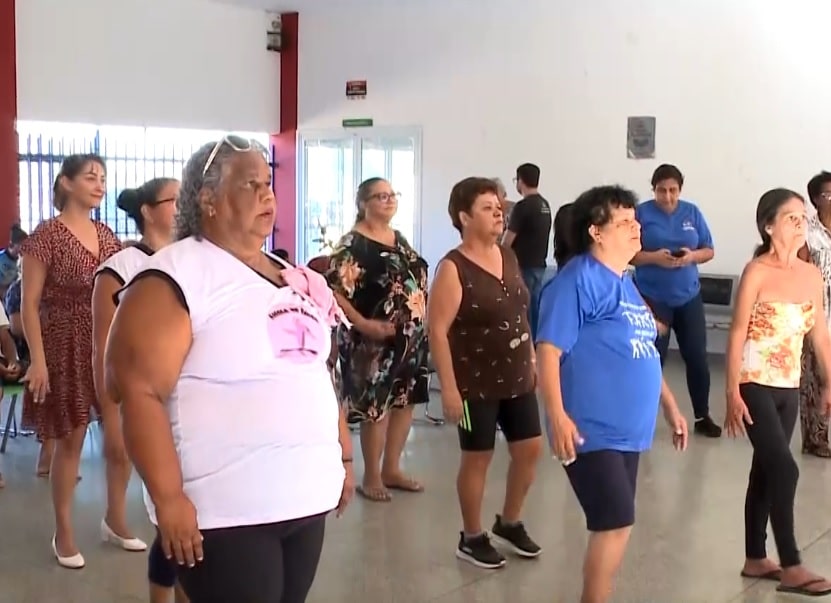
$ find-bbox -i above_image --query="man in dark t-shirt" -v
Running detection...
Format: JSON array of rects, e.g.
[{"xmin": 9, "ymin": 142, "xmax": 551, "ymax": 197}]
[{"xmin": 503, "ymin": 163, "xmax": 552, "ymax": 334}]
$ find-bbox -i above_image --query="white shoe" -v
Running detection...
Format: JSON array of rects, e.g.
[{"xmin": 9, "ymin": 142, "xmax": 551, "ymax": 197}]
[
  {"xmin": 52, "ymin": 534, "xmax": 85, "ymax": 569},
  {"xmin": 100, "ymin": 519, "xmax": 147, "ymax": 552}
]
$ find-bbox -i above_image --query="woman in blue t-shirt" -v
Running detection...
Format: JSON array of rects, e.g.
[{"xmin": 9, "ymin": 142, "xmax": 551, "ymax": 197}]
[
  {"xmin": 536, "ymin": 184, "xmax": 689, "ymax": 603},
  {"xmin": 631, "ymin": 164, "xmax": 721, "ymax": 438}
]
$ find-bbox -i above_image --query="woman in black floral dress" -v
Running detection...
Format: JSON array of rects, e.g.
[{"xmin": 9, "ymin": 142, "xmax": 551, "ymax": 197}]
[{"xmin": 327, "ymin": 177, "xmax": 430, "ymax": 502}]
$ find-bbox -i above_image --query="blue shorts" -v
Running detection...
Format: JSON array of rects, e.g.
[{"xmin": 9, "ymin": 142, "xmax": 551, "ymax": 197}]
[{"xmin": 564, "ymin": 449, "xmax": 640, "ymax": 532}]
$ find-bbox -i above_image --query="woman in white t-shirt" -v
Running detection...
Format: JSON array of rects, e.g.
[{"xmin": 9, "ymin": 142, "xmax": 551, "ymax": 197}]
[
  {"xmin": 104, "ymin": 136, "xmax": 353, "ymax": 603},
  {"xmin": 92, "ymin": 178, "xmax": 184, "ymax": 601}
]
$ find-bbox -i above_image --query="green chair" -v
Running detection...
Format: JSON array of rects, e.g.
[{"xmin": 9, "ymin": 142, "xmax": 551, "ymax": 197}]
[{"xmin": 0, "ymin": 383, "xmax": 26, "ymax": 454}]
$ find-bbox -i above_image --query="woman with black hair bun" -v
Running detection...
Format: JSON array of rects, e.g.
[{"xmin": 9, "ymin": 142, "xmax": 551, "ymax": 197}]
[{"xmin": 92, "ymin": 177, "xmax": 184, "ymax": 602}]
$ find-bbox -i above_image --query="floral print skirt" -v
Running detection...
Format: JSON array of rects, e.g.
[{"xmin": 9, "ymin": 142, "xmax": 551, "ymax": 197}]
[{"xmin": 337, "ymin": 324, "xmax": 429, "ymax": 423}]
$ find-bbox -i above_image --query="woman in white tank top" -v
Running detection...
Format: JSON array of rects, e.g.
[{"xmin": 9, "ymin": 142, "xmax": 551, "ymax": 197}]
[
  {"xmin": 92, "ymin": 178, "xmax": 184, "ymax": 600},
  {"xmin": 104, "ymin": 136, "xmax": 353, "ymax": 603}
]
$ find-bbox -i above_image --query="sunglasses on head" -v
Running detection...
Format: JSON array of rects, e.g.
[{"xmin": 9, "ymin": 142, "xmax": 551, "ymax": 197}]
[{"xmin": 202, "ymin": 135, "xmax": 269, "ymax": 177}]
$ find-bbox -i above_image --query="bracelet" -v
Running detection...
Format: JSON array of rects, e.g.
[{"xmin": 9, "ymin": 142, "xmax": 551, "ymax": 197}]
[{"xmin": 342, "ymin": 458, "xmax": 353, "ymax": 463}]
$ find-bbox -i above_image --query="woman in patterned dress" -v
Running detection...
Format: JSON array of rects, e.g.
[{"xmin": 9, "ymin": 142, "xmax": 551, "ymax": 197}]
[
  {"xmin": 799, "ymin": 171, "xmax": 831, "ymax": 457},
  {"xmin": 20, "ymin": 154, "xmax": 122, "ymax": 568},
  {"xmin": 327, "ymin": 177, "xmax": 430, "ymax": 502}
]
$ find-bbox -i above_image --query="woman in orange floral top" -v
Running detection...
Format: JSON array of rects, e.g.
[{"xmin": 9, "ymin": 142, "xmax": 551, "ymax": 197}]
[
  {"xmin": 725, "ymin": 188, "xmax": 831, "ymax": 596},
  {"xmin": 326, "ymin": 177, "xmax": 430, "ymax": 503}
]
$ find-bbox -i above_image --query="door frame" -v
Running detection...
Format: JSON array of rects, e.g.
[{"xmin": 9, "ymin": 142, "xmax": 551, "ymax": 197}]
[{"xmin": 295, "ymin": 125, "xmax": 423, "ymax": 264}]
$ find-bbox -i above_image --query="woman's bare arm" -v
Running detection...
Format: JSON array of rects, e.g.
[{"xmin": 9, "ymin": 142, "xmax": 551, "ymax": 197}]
[
  {"xmin": 9, "ymin": 311, "xmax": 22, "ymax": 339},
  {"xmin": 725, "ymin": 262, "xmax": 762, "ymax": 394},
  {"xmin": 21, "ymin": 255, "xmax": 48, "ymax": 366},
  {"xmin": 0, "ymin": 327, "xmax": 18, "ymax": 364},
  {"xmin": 92, "ymin": 273, "xmax": 120, "ymax": 411},
  {"xmin": 426, "ymin": 260, "xmax": 463, "ymax": 397},
  {"xmin": 537, "ymin": 343, "xmax": 566, "ymax": 418},
  {"xmin": 105, "ymin": 276, "xmax": 192, "ymax": 506},
  {"xmin": 333, "ymin": 292, "xmax": 368, "ymax": 332}
]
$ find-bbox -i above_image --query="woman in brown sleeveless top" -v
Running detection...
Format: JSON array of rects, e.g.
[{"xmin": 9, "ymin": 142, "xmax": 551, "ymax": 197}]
[{"xmin": 427, "ymin": 177, "xmax": 542, "ymax": 570}]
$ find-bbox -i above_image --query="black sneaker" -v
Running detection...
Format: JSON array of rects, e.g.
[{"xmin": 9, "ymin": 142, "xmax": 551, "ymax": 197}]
[
  {"xmin": 456, "ymin": 532, "xmax": 506, "ymax": 569},
  {"xmin": 490, "ymin": 515, "xmax": 542, "ymax": 558},
  {"xmin": 694, "ymin": 416, "xmax": 722, "ymax": 438}
]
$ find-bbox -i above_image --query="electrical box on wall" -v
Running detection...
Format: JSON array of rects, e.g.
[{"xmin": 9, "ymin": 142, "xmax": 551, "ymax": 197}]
[{"xmin": 266, "ymin": 12, "xmax": 282, "ymax": 52}]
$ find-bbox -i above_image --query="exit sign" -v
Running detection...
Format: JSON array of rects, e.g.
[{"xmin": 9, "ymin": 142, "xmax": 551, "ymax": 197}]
[{"xmin": 342, "ymin": 118, "xmax": 373, "ymax": 128}]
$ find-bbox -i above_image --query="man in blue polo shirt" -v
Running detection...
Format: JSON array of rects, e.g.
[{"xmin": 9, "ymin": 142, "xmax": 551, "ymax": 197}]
[{"xmin": 632, "ymin": 164, "xmax": 720, "ymax": 438}]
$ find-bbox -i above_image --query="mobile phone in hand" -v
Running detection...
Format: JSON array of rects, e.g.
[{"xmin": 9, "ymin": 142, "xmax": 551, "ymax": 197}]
[{"xmin": 671, "ymin": 249, "xmax": 686, "ymax": 258}]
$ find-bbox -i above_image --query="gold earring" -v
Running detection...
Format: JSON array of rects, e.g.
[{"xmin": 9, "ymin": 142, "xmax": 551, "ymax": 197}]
[{"xmin": 207, "ymin": 207, "xmax": 216, "ymax": 218}]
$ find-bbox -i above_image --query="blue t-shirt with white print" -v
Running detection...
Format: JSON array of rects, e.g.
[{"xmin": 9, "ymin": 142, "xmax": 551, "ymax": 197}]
[
  {"xmin": 536, "ymin": 253, "xmax": 663, "ymax": 453},
  {"xmin": 634, "ymin": 199, "xmax": 714, "ymax": 307}
]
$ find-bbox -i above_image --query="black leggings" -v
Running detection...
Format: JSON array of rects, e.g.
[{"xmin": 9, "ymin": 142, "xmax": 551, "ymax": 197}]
[
  {"xmin": 149, "ymin": 531, "xmax": 178, "ymax": 588},
  {"xmin": 176, "ymin": 512, "xmax": 328, "ymax": 603},
  {"xmin": 741, "ymin": 383, "xmax": 801, "ymax": 568}
]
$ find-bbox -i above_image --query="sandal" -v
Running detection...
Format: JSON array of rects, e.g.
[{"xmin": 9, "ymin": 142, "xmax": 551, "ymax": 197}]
[
  {"xmin": 777, "ymin": 578, "xmax": 831, "ymax": 596},
  {"xmin": 356, "ymin": 485, "xmax": 392, "ymax": 503},
  {"xmin": 740, "ymin": 569, "xmax": 782, "ymax": 582}
]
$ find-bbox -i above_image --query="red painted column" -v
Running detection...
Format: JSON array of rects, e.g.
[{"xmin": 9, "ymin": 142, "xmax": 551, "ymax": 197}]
[
  {"xmin": 0, "ymin": 0, "xmax": 18, "ymax": 246},
  {"xmin": 271, "ymin": 12, "xmax": 298, "ymax": 260}
]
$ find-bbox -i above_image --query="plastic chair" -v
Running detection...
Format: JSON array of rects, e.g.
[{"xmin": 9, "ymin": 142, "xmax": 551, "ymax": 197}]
[
  {"xmin": 415, "ymin": 354, "xmax": 444, "ymax": 426},
  {"xmin": 0, "ymin": 383, "xmax": 26, "ymax": 453}
]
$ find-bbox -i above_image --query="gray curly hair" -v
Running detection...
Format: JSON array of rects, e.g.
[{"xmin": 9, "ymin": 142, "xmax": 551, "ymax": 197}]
[{"xmin": 175, "ymin": 141, "xmax": 237, "ymax": 240}]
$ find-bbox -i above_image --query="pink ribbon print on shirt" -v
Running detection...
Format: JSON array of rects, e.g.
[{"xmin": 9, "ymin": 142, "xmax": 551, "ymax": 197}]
[{"xmin": 266, "ymin": 254, "xmax": 351, "ymax": 361}]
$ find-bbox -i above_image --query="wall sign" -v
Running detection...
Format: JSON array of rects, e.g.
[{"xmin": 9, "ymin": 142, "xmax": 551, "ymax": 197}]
[
  {"xmin": 627, "ymin": 116, "xmax": 656, "ymax": 159},
  {"xmin": 346, "ymin": 80, "xmax": 367, "ymax": 99}
]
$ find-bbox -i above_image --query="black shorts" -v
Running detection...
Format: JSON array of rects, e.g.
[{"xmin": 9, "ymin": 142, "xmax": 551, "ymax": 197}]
[
  {"xmin": 457, "ymin": 391, "xmax": 542, "ymax": 452},
  {"xmin": 565, "ymin": 450, "xmax": 640, "ymax": 532}
]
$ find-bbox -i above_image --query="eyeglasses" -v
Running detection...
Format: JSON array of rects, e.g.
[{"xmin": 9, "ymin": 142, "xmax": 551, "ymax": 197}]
[
  {"xmin": 369, "ymin": 191, "xmax": 401, "ymax": 203},
  {"xmin": 202, "ymin": 135, "xmax": 268, "ymax": 177}
]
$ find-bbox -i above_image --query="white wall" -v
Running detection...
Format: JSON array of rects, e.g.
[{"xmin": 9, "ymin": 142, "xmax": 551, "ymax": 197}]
[
  {"xmin": 16, "ymin": 0, "xmax": 280, "ymax": 132},
  {"xmin": 298, "ymin": 0, "xmax": 831, "ymax": 275}
]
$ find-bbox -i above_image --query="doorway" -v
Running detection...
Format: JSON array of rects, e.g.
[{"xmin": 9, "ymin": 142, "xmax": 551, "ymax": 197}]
[{"xmin": 296, "ymin": 127, "xmax": 422, "ymax": 264}]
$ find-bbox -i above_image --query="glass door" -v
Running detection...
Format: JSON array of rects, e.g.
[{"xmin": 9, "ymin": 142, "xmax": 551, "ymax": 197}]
[
  {"xmin": 359, "ymin": 134, "xmax": 418, "ymax": 247},
  {"xmin": 298, "ymin": 135, "xmax": 355, "ymax": 264},
  {"xmin": 296, "ymin": 127, "xmax": 421, "ymax": 265}
]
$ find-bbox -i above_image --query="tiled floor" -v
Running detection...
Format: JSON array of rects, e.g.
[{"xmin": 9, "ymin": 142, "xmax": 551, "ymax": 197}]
[{"xmin": 3, "ymin": 358, "xmax": 831, "ymax": 602}]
